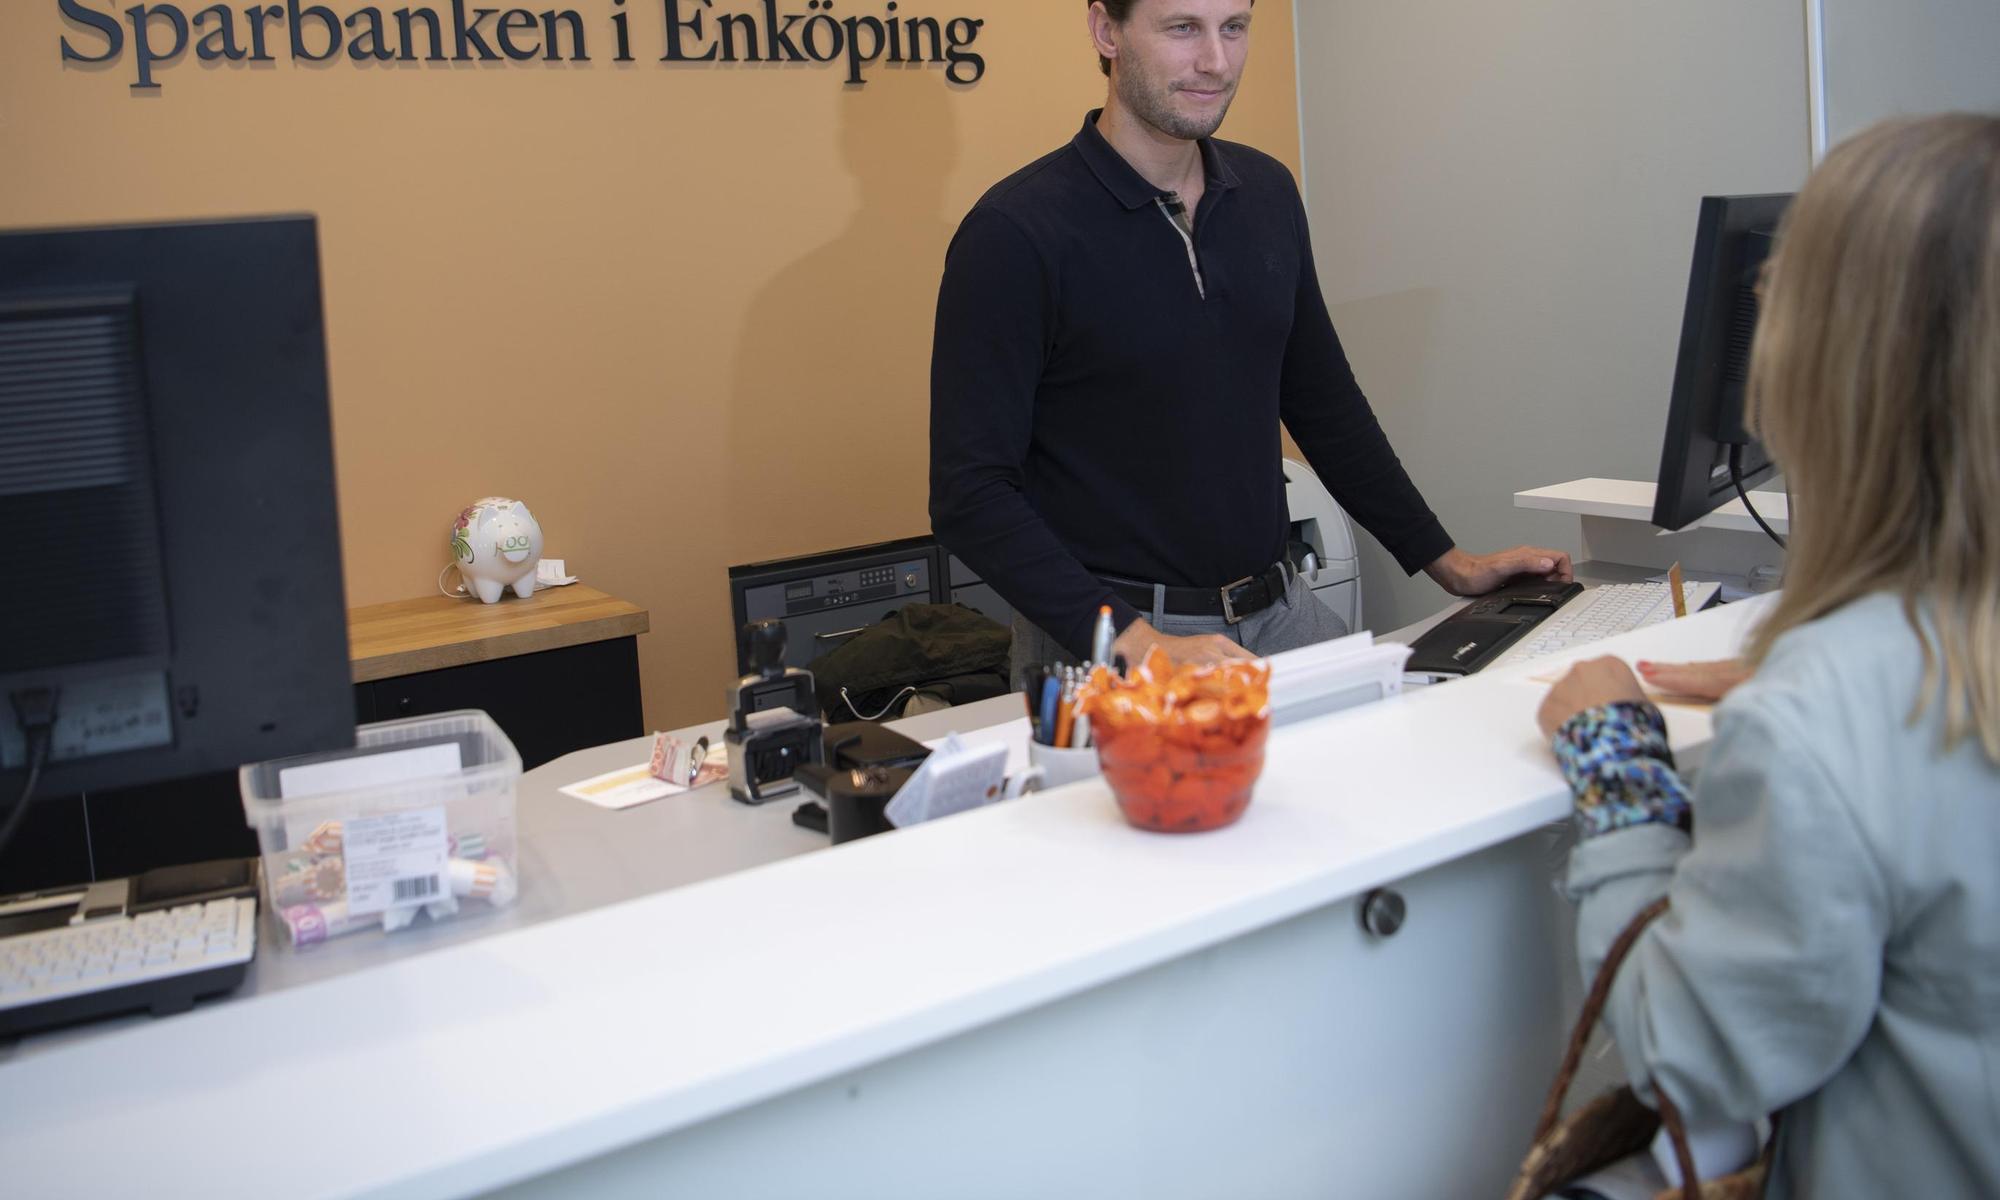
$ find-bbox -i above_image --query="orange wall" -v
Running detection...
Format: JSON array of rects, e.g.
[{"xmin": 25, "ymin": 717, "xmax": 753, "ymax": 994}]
[{"xmin": 1, "ymin": 0, "xmax": 1301, "ymax": 729}]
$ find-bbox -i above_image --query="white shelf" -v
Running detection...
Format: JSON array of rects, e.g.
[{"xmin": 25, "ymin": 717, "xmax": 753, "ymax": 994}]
[{"xmin": 1515, "ymin": 477, "xmax": 1789, "ymax": 535}]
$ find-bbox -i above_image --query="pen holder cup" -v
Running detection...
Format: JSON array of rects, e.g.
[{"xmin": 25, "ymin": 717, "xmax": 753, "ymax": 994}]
[
  {"xmin": 1096, "ymin": 717, "xmax": 1269, "ymax": 834},
  {"xmin": 1017, "ymin": 742, "xmax": 1102, "ymax": 795}
]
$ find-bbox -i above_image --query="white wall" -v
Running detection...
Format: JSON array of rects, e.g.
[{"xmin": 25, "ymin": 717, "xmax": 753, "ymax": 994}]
[
  {"xmin": 1293, "ymin": 2, "xmax": 1811, "ymax": 631},
  {"xmin": 1820, "ymin": 0, "xmax": 2000, "ymax": 150}
]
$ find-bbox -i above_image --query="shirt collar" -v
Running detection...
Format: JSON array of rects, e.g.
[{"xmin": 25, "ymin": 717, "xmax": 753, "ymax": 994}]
[{"xmin": 1072, "ymin": 108, "xmax": 1243, "ymax": 211}]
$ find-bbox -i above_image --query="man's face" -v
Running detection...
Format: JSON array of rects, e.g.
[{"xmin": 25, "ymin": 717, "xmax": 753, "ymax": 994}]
[{"xmin": 1103, "ymin": 0, "xmax": 1253, "ymax": 141}]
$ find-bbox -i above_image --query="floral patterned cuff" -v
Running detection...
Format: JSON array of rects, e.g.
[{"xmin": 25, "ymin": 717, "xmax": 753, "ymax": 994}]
[{"xmin": 1553, "ymin": 701, "xmax": 1691, "ymax": 839}]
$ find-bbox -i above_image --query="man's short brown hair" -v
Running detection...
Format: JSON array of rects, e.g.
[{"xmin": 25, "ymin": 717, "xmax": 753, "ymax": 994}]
[
  {"xmin": 1091, "ymin": 0, "xmax": 1252, "ymax": 76},
  {"xmin": 1092, "ymin": 0, "xmax": 1138, "ymax": 77}
]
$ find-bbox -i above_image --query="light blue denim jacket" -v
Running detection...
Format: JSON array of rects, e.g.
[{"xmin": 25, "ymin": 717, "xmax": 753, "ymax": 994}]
[{"xmin": 1564, "ymin": 594, "xmax": 2000, "ymax": 1198}]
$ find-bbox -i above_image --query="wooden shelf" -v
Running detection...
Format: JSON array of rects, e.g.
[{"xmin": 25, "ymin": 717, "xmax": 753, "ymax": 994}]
[{"xmin": 347, "ymin": 584, "xmax": 649, "ymax": 684}]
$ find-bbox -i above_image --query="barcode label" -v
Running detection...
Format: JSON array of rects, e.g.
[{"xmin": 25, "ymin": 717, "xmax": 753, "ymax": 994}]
[
  {"xmin": 342, "ymin": 807, "xmax": 450, "ymax": 916},
  {"xmin": 393, "ymin": 875, "xmax": 441, "ymax": 902}
]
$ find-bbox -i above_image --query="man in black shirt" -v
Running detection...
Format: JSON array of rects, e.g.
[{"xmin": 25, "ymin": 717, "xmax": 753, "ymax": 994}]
[{"xmin": 930, "ymin": 0, "xmax": 1570, "ymax": 676}]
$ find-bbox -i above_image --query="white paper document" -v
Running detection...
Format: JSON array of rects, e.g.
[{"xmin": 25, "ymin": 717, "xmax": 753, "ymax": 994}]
[
  {"xmin": 342, "ymin": 806, "xmax": 450, "ymax": 916},
  {"xmin": 278, "ymin": 741, "xmax": 464, "ymax": 800},
  {"xmin": 560, "ymin": 764, "xmax": 687, "ymax": 810},
  {"xmin": 920, "ymin": 716, "xmax": 1032, "ymax": 779}
]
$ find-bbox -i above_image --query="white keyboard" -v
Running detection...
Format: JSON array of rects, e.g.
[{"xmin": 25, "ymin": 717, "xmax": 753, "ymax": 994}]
[
  {"xmin": 0, "ymin": 895, "xmax": 257, "ymax": 1033},
  {"xmin": 1488, "ymin": 580, "xmax": 1722, "ymax": 670}
]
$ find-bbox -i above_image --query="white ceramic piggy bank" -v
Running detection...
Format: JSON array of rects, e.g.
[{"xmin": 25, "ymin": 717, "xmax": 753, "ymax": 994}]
[{"xmin": 451, "ymin": 497, "xmax": 544, "ymax": 603}]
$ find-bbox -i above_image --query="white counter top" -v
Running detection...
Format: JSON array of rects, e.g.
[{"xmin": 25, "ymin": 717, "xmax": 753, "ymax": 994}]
[{"xmin": 0, "ymin": 596, "xmax": 1773, "ymax": 1199}]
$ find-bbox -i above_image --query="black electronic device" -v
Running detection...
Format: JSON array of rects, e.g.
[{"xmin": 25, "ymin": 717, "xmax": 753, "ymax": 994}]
[
  {"xmin": 725, "ymin": 620, "xmax": 824, "ymax": 803},
  {"xmin": 727, "ymin": 535, "xmax": 941, "ymax": 673},
  {"xmin": 0, "ymin": 216, "xmax": 356, "ymax": 892},
  {"xmin": 1404, "ymin": 580, "xmax": 1586, "ymax": 679},
  {"xmin": 822, "ymin": 721, "xmax": 931, "ymax": 772},
  {"xmin": 1652, "ymin": 194, "xmax": 1792, "ymax": 533},
  {"xmin": 788, "ymin": 722, "xmax": 930, "ymax": 838},
  {"xmin": 793, "ymin": 762, "xmax": 913, "ymax": 845}
]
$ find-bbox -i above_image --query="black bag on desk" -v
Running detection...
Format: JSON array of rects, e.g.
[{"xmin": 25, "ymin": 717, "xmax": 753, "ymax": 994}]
[{"xmin": 806, "ymin": 602, "xmax": 1011, "ymax": 722}]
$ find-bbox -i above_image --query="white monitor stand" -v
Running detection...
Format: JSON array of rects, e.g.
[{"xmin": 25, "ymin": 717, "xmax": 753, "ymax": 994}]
[{"xmin": 1515, "ymin": 478, "xmax": 1787, "ymax": 589}]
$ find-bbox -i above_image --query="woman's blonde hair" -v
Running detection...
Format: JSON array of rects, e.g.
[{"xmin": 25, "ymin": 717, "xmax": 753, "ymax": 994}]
[{"xmin": 1745, "ymin": 113, "xmax": 2000, "ymax": 761}]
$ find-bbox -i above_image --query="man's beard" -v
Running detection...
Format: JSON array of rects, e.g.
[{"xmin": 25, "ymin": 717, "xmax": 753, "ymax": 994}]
[{"xmin": 1115, "ymin": 58, "xmax": 1235, "ymax": 141}]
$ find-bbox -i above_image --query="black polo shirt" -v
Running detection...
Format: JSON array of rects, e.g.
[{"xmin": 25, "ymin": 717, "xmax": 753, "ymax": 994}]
[{"xmin": 929, "ymin": 110, "xmax": 1452, "ymax": 658}]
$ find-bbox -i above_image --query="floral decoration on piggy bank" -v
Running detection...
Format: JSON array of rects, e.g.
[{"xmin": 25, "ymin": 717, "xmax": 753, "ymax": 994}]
[{"xmin": 451, "ymin": 497, "xmax": 544, "ymax": 603}]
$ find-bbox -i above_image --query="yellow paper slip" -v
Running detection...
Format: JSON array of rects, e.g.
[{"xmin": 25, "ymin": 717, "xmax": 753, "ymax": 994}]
[{"xmin": 560, "ymin": 763, "xmax": 688, "ymax": 810}]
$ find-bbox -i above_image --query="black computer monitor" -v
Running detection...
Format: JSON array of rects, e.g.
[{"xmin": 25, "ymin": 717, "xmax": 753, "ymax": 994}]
[
  {"xmin": 0, "ymin": 216, "xmax": 355, "ymax": 884},
  {"xmin": 1651, "ymin": 193, "xmax": 1792, "ymax": 531}
]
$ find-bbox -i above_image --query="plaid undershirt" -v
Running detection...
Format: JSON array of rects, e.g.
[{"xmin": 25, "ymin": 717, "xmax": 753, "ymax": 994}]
[{"xmin": 1155, "ymin": 191, "xmax": 1206, "ymax": 298}]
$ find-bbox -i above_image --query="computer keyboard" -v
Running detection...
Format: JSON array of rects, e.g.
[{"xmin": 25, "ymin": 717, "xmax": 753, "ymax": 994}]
[
  {"xmin": 0, "ymin": 859, "xmax": 260, "ymax": 1038},
  {"xmin": 1486, "ymin": 580, "xmax": 1722, "ymax": 670}
]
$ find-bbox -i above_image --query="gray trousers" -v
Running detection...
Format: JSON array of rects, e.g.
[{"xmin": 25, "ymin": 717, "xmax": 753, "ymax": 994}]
[{"xmin": 1010, "ymin": 568, "xmax": 1350, "ymax": 690}]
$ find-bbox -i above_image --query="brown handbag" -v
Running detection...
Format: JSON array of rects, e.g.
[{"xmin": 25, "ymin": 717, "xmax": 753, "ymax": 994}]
[{"xmin": 1506, "ymin": 897, "xmax": 1776, "ymax": 1200}]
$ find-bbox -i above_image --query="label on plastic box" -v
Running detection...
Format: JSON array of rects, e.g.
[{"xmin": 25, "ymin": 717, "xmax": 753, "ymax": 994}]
[{"xmin": 342, "ymin": 807, "xmax": 450, "ymax": 916}]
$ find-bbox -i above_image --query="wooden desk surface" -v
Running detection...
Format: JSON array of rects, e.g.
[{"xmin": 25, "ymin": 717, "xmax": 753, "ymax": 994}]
[{"xmin": 347, "ymin": 584, "xmax": 650, "ymax": 683}]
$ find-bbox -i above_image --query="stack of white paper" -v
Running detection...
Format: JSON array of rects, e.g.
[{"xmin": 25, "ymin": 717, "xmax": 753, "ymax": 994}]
[{"xmin": 1265, "ymin": 632, "xmax": 1413, "ymax": 726}]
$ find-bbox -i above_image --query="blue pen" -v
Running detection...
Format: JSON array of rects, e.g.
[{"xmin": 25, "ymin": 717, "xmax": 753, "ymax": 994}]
[{"xmin": 1038, "ymin": 674, "xmax": 1061, "ymax": 744}]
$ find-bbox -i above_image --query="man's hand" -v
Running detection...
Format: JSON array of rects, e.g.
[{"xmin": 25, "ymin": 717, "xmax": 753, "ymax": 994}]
[
  {"xmin": 1636, "ymin": 658, "xmax": 1750, "ymax": 702},
  {"xmin": 1425, "ymin": 545, "xmax": 1574, "ymax": 596},
  {"xmin": 1111, "ymin": 617, "xmax": 1257, "ymax": 669},
  {"xmin": 1536, "ymin": 656, "xmax": 1647, "ymax": 739}
]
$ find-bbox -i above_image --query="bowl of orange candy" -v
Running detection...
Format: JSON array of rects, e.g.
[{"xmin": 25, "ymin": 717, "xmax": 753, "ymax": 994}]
[{"xmin": 1075, "ymin": 648, "xmax": 1272, "ymax": 833}]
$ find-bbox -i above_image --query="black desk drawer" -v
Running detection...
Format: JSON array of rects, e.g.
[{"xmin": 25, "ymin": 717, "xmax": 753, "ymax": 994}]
[{"xmin": 355, "ymin": 636, "xmax": 643, "ymax": 770}]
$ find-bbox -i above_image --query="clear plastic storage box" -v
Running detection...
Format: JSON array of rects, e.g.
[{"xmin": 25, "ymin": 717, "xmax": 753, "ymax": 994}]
[{"xmin": 238, "ymin": 710, "xmax": 522, "ymax": 949}]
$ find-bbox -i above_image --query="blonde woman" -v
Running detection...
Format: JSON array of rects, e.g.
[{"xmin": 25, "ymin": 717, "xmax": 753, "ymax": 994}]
[{"xmin": 1536, "ymin": 113, "xmax": 2000, "ymax": 1197}]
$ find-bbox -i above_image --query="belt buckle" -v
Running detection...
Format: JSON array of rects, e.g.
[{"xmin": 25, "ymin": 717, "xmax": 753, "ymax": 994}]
[{"xmin": 1218, "ymin": 575, "xmax": 1256, "ymax": 624}]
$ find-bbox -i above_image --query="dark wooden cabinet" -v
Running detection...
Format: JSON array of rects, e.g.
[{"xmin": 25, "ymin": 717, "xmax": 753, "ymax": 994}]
[{"xmin": 347, "ymin": 583, "xmax": 649, "ymax": 771}]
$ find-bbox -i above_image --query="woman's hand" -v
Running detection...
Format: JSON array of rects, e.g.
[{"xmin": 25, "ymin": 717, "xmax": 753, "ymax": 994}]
[
  {"xmin": 1636, "ymin": 658, "xmax": 1750, "ymax": 702},
  {"xmin": 1536, "ymin": 656, "xmax": 1648, "ymax": 739}
]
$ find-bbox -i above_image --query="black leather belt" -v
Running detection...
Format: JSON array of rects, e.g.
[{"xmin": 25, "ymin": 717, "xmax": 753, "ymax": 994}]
[{"xmin": 1100, "ymin": 551, "xmax": 1304, "ymax": 625}]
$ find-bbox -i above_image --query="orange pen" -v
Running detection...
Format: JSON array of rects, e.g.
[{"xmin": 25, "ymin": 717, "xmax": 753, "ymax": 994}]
[{"xmin": 1053, "ymin": 685, "xmax": 1077, "ymax": 748}]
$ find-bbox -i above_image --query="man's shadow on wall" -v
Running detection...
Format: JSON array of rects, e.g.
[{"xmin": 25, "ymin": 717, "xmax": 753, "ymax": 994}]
[{"xmin": 726, "ymin": 70, "xmax": 962, "ymax": 561}]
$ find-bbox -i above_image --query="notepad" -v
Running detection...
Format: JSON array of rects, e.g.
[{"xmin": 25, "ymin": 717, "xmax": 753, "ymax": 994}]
[{"xmin": 885, "ymin": 735, "xmax": 1009, "ymax": 828}]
